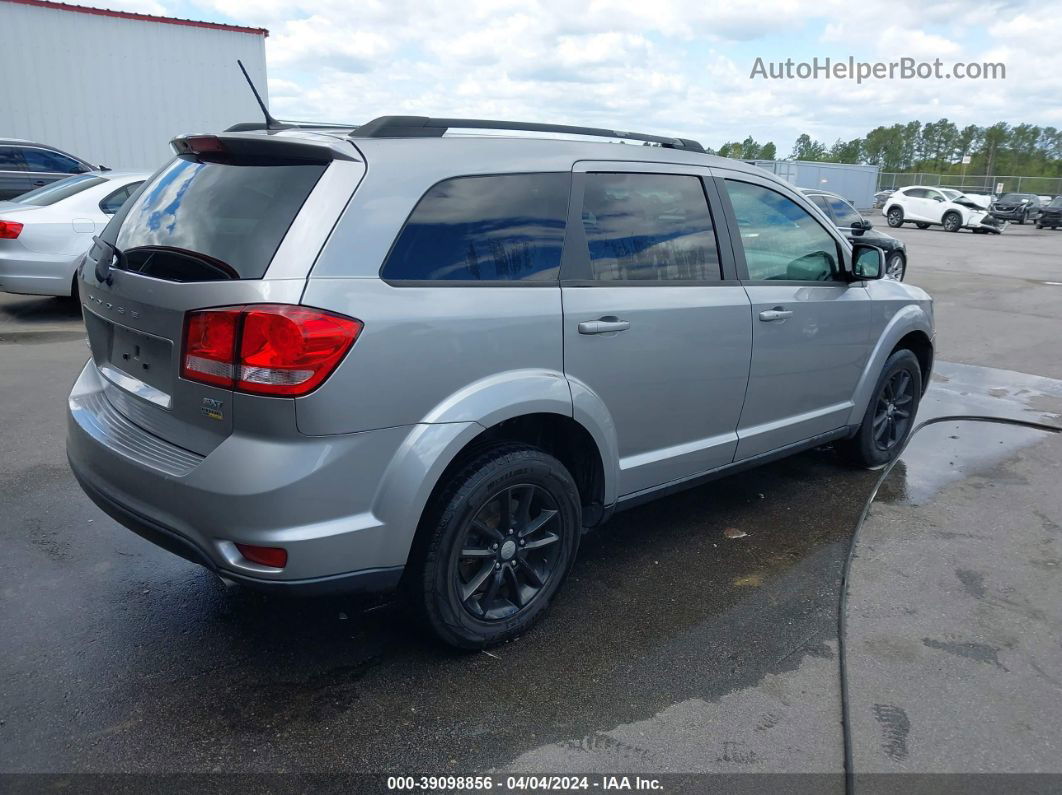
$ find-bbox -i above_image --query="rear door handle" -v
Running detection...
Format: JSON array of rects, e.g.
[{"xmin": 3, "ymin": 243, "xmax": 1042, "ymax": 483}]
[
  {"xmin": 578, "ymin": 316, "xmax": 630, "ymax": 335},
  {"xmin": 758, "ymin": 308, "xmax": 793, "ymax": 322}
]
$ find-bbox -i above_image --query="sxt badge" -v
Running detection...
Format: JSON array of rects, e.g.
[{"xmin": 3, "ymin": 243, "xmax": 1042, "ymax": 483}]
[{"xmin": 201, "ymin": 397, "xmax": 224, "ymax": 421}]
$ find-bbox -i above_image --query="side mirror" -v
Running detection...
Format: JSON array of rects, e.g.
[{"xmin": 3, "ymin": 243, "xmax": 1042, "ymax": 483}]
[
  {"xmin": 933, "ymin": 196, "xmax": 945, "ymax": 202},
  {"xmin": 852, "ymin": 218, "xmax": 872, "ymax": 234},
  {"xmin": 852, "ymin": 244, "xmax": 885, "ymax": 280}
]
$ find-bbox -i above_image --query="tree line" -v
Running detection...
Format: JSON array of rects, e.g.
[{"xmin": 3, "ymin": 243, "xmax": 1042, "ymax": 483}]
[{"xmin": 713, "ymin": 120, "xmax": 1062, "ymax": 178}]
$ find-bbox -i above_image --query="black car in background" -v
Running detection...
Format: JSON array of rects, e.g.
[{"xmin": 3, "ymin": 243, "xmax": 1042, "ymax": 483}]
[
  {"xmin": 990, "ymin": 192, "xmax": 1041, "ymax": 225},
  {"xmin": 1037, "ymin": 196, "xmax": 1062, "ymax": 229},
  {"xmin": 802, "ymin": 188, "xmax": 908, "ymax": 280},
  {"xmin": 0, "ymin": 139, "xmax": 102, "ymax": 200}
]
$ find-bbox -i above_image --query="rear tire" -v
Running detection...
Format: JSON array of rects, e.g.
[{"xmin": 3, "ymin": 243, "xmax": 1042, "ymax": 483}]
[
  {"xmin": 411, "ymin": 445, "xmax": 581, "ymax": 649},
  {"xmin": 886, "ymin": 207, "xmax": 904, "ymax": 228},
  {"xmin": 838, "ymin": 349, "xmax": 922, "ymax": 469},
  {"xmin": 942, "ymin": 211, "xmax": 962, "ymax": 232}
]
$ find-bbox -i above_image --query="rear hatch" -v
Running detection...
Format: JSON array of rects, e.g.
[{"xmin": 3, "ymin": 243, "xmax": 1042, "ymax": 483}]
[{"xmin": 80, "ymin": 132, "xmax": 364, "ymax": 455}]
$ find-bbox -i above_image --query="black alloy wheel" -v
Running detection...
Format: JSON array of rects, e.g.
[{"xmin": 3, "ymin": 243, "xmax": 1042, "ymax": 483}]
[
  {"xmin": 872, "ymin": 369, "xmax": 915, "ymax": 452},
  {"xmin": 455, "ymin": 484, "xmax": 561, "ymax": 621},
  {"xmin": 412, "ymin": 445, "xmax": 580, "ymax": 648}
]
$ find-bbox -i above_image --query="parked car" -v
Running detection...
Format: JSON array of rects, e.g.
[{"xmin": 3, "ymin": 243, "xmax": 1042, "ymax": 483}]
[
  {"xmin": 883, "ymin": 186, "xmax": 1004, "ymax": 233},
  {"xmin": 873, "ymin": 188, "xmax": 895, "ymax": 209},
  {"xmin": 1037, "ymin": 196, "xmax": 1062, "ymax": 229},
  {"xmin": 0, "ymin": 172, "xmax": 146, "ymax": 298},
  {"xmin": 803, "ymin": 188, "xmax": 908, "ymax": 280},
  {"xmin": 990, "ymin": 192, "xmax": 1042, "ymax": 225},
  {"xmin": 0, "ymin": 138, "xmax": 104, "ymax": 200},
  {"xmin": 66, "ymin": 118, "xmax": 934, "ymax": 648}
]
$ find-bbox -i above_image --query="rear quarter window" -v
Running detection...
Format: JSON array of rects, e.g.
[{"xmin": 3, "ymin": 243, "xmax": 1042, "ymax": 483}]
[{"xmin": 381, "ymin": 173, "xmax": 570, "ymax": 282}]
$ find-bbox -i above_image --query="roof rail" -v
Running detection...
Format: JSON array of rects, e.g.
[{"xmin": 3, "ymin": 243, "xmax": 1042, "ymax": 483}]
[
  {"xmin": 351, "ymin": 116, "xmax": 705, "ymax": 153},
  {"xmin": 225, "ymin": 120, "xmax": 361, "ymax": 132}
]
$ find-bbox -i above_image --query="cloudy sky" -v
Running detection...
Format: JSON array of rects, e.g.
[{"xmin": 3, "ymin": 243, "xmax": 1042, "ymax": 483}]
[{"xmin": 100, "ymin": 0, "xmax": 1058, "ymax": 152}]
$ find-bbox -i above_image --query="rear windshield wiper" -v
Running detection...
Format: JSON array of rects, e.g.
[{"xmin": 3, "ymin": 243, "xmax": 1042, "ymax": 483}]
[{"xmin": 90, "ymin": 236, "xmax": 125, "ymax": 284}]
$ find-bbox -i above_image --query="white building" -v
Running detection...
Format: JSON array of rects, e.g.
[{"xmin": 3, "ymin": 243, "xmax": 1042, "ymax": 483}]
[{"xmin": 0, "ymin": 0, "xmax": 269, "ymax": 171}]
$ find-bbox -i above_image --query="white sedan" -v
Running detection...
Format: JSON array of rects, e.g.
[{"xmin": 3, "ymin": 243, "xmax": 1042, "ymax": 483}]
[
  {"xmin": 882, "ymin": 185, "xmax": 1005, "ymax": 234},
  {"xmin": 0, "ymin": 171, "xmax": 148, "ymax": 298}
]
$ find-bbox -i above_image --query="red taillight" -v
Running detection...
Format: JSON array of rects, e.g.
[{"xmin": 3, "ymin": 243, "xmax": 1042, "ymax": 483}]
[
  {"xmin": 181, "ymin": 308, "xmax": 241, "ymax": 388},
  {"xmin": 235, "ymin": 543, "xmax": 288, "ymax": 569},
  {"xmin": 180, "ymin": 305, "xmax": 361, "ymax": 396},
  {"xmin": 0, "ymin": 220, "xmax": 23, "ymax": 239}
]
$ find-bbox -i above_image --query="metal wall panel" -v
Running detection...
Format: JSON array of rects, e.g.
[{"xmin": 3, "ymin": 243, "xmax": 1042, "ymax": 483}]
[
  {"xmin": 0, "ymin": 1, "xmax": 268, "ymax": 171},
  {"xmin": 747, "ymin": 159, "xmax": 881, "ymax": 209}
]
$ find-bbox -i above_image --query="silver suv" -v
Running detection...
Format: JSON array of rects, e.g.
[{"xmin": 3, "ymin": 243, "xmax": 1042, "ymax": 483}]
[{"xmin": 66, "ymin": 116, "xmax": 934, "ymax": 648}]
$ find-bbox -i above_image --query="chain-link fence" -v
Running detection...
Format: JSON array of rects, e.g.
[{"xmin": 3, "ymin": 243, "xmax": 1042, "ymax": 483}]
[{"xmin": 877, "ymin": 172, "xmax": 1062, "ymax": 196}]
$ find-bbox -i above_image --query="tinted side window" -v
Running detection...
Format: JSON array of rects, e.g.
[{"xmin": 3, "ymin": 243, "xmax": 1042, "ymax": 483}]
[
  {"xmin": 22, "ymin": 148, "xmax": 84, "ymax": 173},
  {"xmin": 726, "ymin": 180, "xmax": 841, "ymax": 282},
  {"xmin": 825, "ymin": 196, "xmax": 862, "ymax": 227},
  {"xmin": 99, "ymin": 182, "xmax": 142, "ymax": 214},
  {"xmin": 807, "ymin": 194, "xmax": 831, "ymax": 216},
  {"xmin": 0, "ymin": 147, "xmax": 26, "ymax": 170},
  {"xmin": 905, "ymin": 188, "xmax": 927, "ymax": 199},
  {"xmin": 581, "ymin": 173, "xmax": 720, "ymax": 282},
  {"xmin": 382, "ymin": 173, "xmax": 569, "ymax": 282}
]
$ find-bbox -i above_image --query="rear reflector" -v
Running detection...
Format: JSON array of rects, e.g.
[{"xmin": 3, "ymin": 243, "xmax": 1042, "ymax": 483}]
[
  {"xmin": 180, "ymin": 304, "xmax": 361, "ymax": 396},
  {"xmin": 0, "ymin": 220, "xmax": 23, "ymax": 239},
  {"xmin": 235, "ymin": 543, "xmax": 288, "ymax": 569}
]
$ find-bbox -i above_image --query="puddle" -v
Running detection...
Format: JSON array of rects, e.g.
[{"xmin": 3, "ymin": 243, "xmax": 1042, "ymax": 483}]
[{"xmin": 879, "ymin": 420, "xmax": 1051, "ymax": 505}]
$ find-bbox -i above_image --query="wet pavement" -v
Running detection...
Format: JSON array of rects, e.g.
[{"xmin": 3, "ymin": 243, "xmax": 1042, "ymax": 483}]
[
  {"xmin": 848, "ymin": 423, "xmax": 1062, "ymax": 777},
  {"xmin": 2, "ymin": 329, "xmax": 1060, "ymax": 776}
]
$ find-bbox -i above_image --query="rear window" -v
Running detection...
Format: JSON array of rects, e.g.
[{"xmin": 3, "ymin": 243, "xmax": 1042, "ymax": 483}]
[
  {"xmin": 114, "ymin": 158, "xmax": 326, "ymax": 281},
  {"xmin": 13, "ymin": 175, "xmax": 106, "ymax": 206},
  {"xmin": 381, "ymin": 173, "xmax": 570, "ymax": 282},
  {"xmin": 581, "ymin": 173, "xmax": 721, "ymax": 282}
]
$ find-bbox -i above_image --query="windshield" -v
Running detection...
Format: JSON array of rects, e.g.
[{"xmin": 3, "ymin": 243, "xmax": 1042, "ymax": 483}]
[
  {"xmin": 114, "ymin": 158, "xmax": 326, "ymax": 281},
  {"xmin": 1051, "ymin": 197, "xmax": 1062, "ymax": 208},
  {"xmin": 13, "ymin": 174, "xmax": 106, "ymax": 206},
  {"xmin": 941, "ymin": 189, "xmax": 962, "ymax": 200},
  {"xmin": 998, "ymin": 193, "xmax": 1027, "ymax": 203}
]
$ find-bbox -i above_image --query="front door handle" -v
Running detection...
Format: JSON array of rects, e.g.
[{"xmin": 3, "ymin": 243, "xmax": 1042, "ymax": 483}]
[
  {"xmin": 758, "ymin": 307, "xmax": 793, "ymax": 322},
  {"xmin": 578, "ymin": 316, "xmax": 630, "ymax": 335}
]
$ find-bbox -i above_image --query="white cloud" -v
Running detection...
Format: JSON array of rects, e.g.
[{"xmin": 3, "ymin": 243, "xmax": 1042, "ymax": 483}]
[{"xmin": 171, "ymin": 0, "xmax": 1058, "ymax": 149}]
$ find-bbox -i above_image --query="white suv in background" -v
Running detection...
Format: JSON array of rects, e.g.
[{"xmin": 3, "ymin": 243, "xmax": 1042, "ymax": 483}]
[{"xmin": 882, "ymin": 186, "xmax": 1004, "ymax": 234}]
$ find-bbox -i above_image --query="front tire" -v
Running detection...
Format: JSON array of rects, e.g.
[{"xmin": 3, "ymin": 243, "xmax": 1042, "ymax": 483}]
[
  {"xmin": 942, "ymin": 211, "xmax": 962, "ymax": 232},
  {"xmin": 886, "ymin": 207, "xmax": 904, "ymax": 228},
  {"xmin": 885, "ymin": 252, "xmax": 906, "ymax": 281},
  {"xmin": 1018, "ymin": 211, "xmax": 1026, "ymax": 225},
  {"xmin": 838, "ymin": 349, "xmax": 922, "ymax": 469},
  {"xmin": 412, "ymin": 445, "xmax": 581, "ymax": 649}
]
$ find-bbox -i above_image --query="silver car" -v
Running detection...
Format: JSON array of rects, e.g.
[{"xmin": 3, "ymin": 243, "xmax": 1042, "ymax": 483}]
[
  {"xmin": 0, "ymin": 172, "xmax": 146, "ymax": 297},
  {"xmin": 66, "ymin": 117, "xmax": 934, "ymax": 648}
]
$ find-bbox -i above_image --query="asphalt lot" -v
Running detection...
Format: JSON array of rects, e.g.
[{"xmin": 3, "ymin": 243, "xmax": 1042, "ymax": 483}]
[{"xmin": 1, "ymin": 221, "xmax": 1060, "ymax": 780}]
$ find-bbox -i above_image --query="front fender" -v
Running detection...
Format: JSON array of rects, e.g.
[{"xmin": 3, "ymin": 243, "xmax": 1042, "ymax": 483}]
[{"xmin": 846, "ymin": 304, "xmax": 933, "ymax": 427}]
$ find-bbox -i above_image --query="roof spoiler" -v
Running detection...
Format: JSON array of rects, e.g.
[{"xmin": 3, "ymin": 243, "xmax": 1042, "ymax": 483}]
[
  {"xmin": 170, "ymin": 134, "xmax": 358, "ymax": 163},
  {"xmin": 350, "ymin": 115, "xmax": 705, "ymax": 152}
]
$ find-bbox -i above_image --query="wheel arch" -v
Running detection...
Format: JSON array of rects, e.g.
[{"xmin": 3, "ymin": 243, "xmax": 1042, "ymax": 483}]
[
  {"xmin": 847, "ymin": 308, "xmax": 934, "ymax": 427},
  {"xmin": 372, "ymin": 371, "xmax": 618, "ymax": 570}
]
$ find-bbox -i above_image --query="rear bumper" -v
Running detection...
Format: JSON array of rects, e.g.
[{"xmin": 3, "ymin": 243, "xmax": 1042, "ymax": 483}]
[
  {"xmin": 66, "ymin": 359, "xmax": 416, "ymax": 593},
  {"xmin": 0, "ymin": 249, "xmax": 77, "ymax": 296},
  {"xmin": 69, "ymin": 462, "xmax": 403, "ymax": 595}
]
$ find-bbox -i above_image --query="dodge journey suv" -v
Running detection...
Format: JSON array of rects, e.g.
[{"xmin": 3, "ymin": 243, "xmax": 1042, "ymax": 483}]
[{"xmin": 67, "ymin": 116, "xmax": 934, "ymax": 648}]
